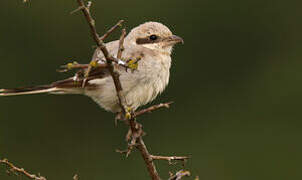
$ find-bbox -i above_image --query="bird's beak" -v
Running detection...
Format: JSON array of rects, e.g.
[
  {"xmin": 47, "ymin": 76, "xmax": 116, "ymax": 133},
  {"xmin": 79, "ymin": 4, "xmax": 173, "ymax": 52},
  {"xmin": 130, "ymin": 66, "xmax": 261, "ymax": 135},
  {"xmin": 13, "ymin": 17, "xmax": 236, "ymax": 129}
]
[{"xmin": 167, "ymin": 35, "xmax": 184, "ymax": 44}]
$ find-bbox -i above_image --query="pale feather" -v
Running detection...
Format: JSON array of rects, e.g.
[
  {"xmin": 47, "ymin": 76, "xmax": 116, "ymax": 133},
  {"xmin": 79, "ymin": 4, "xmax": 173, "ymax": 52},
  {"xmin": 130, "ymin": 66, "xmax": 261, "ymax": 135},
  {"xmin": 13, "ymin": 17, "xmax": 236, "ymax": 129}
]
[{"xmin": 85, "ymin": 39, "xmax": 171, "ymax": 112}]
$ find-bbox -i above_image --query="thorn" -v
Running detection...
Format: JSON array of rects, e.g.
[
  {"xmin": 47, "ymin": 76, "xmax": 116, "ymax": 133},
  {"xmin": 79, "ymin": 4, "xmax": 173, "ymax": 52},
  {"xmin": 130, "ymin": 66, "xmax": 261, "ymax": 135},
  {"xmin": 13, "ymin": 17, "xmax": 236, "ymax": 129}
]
[
  {"xmin": 81, "ymin": 78, "xmax": 88, "ymax": 88},
  {"xmin": 126, "ymin": 150, "xmax": 132, "ymax": 158},
  {"xmin": 169, "ymin": 171, "xmax": 174, "ymax": 178},
  {"xmin": 70, "ymin": 5, "xmax": 85, "ymax": 14},
  {"xmin": 73, "ymin": 174, "xmax": 79, "ymax": 180},
  {"xmin": 87, "ymin": 1, "xmax": 92, "ymax": 9}
]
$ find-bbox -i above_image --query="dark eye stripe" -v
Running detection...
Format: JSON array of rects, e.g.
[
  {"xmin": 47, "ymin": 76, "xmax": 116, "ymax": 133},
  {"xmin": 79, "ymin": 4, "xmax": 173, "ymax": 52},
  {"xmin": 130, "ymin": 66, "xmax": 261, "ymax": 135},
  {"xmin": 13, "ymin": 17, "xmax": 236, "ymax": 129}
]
[
  {"xmin": 136, "ymin": 37, "xmax": 152, "ymax": 44},
  {"xmin": 136, "ymin": 36, "xmax": 161, "ymax": 45}
]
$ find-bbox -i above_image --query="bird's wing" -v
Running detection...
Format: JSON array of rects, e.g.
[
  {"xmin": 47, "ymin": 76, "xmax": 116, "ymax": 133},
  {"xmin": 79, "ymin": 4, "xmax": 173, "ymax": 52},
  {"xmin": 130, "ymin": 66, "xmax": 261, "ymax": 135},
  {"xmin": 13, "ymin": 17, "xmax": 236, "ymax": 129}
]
[
  {"xmin": 52, "ymin": 67, "xmax": 110, "ymax": 89},
  {"xmin": 92, "ymin": 40, "xmax": 120, "ymax": 63},
  {"xmin": 0, "ymin": 40, "xmax": 149, "ymax": 96},
  {"xmin": 54, "ymin": 40, "xmax": 148, "ymax": 90},
  {"xmin": 53, "ymin": 40, "xmax": 121, "ymax": 89}
]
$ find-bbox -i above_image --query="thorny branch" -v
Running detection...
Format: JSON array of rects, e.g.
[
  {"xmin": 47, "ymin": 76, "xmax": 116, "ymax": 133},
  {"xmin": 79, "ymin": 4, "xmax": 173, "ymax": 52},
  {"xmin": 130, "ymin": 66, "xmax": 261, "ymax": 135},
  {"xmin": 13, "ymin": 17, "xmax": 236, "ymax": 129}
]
[
  {"xmin": 75, "ymin": 0, "xmax": 125, "ymax": 89},
  {"xmin": 117, "ymin": 28, "xmax": 126, "ymax": 59},
  {"xmin": 1, "ymin": 1, "xmax": 193, "ymax": 180},
  {"xmin": 79, "ymin": 6, "xmax": 127, "ymax": 107},
  {"xmin": 150, "ymin": 155, "xmax": 190, "ymax": 164},
  {"xmin": 134, "ymin": 102, "xmax": 174, "ymax": 118},
  {"xmin": 75, "ymin": 1, "xmax": 191, "ymax": 180},
  {"xmin": 0, "ymin": 159, "xmax": 46, "ymax": 180},
  {"xmin": 57, "ymin": 62, "xmax": 107, "ymax": 72},
  {"xmin": 100, "ymin": 21, "xmax": 124, "ymax": 41},
  {"xmin": 73, "ymin": 1, "xmax": 163, "ymax": 179}
]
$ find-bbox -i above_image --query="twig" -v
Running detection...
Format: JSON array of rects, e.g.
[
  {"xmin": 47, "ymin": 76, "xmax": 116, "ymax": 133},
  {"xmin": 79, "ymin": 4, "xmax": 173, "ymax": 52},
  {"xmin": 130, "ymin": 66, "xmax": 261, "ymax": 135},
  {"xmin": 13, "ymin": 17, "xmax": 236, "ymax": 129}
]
[
  {"xmin": 75, "ymin": 0, "xmax": 103, "ymax": 49},
  {"xmin": 62, "ymin": 63, "xmax": 90, "ymax": 70},
  {"xmin": 57, "ymin": 57, "xmax": 131, "ymax": 73},
  {"xmin": 0, "ymin": 159, "xmax": 47, "ymax": 180},
  {"xmin": 150, "ymin": 155, "xmax": 189, "ymax": 164},
  {"xmin": 100, "ymin": 20, "xmax": 124, "ymax": 41},
  {"xmin": 168, "ymin": 170, "xmax": 191, "ymax": 180},
  {"xmin": 116, "ymin": 134, "xmax": 137, "ymax": 158},
  {"xmin": 134, "ymin": 102, "xmax": 174, "ymax": 118},
  {"xmin": 117, "ymin": 28, "xmax": 126, "ymax": 59},
  {"xmin": 57, "ymin": 62, "xmax": 107, "ymax": 72},
  {"xmin": 75, "ymin": 0, "xmax": 125, "ymax": 89}
]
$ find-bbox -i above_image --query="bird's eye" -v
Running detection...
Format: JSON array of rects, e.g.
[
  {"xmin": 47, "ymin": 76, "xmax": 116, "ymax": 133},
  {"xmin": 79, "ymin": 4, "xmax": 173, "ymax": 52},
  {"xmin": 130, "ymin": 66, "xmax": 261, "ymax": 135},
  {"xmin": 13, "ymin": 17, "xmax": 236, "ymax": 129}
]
[{"xmin": 149, "ymin": 34, "xmax": 158, "ymax": 41}]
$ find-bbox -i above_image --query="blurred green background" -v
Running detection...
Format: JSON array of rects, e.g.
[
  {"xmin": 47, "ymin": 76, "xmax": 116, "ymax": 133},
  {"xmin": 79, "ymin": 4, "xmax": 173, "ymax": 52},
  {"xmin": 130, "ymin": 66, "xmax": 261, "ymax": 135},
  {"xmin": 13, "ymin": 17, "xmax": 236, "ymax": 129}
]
[{"xmin": 1, "ymin": 0, "xmax": 302, "ymax": 179}]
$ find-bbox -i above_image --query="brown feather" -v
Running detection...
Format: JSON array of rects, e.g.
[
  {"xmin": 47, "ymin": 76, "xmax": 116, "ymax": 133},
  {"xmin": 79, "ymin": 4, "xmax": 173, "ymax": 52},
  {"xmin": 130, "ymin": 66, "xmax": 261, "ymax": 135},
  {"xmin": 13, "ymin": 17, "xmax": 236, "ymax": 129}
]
[{"xmin": 0, "ymin": 64, "xmax": 110, "ymax": 96}]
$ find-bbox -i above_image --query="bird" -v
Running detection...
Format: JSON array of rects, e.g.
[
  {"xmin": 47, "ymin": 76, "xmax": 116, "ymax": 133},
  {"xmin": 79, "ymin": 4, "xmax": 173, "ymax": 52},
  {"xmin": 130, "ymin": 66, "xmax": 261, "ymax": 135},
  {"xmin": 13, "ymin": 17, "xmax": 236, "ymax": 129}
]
[{"xmin": 0, "ymin": 22, "xmax": 183, "ymax": 113}]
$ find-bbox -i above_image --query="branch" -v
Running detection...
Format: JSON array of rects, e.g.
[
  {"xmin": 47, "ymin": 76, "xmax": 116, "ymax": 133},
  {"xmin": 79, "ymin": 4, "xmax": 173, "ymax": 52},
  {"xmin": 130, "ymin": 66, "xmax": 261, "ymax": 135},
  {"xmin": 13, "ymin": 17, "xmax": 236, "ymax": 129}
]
[
  {"xmin": 117, "ymin": 28, "xmax": 126, "ymax": 59},
  {"xmin": 75, "ymin": 1, "xmax": 160, "ymax": 179},
  {"xmin": 57, "ymin": 62, "xmax": 107, "ymax": 72},
  {"xmin": 135, "ymin": 134, "xmax": 160, "ymax": 180},
  {"xmin": 133, "ymin": 102, "xmax": 174, "ymax": 118},
  {"xmin": 76, "ymin": 0, "xmax": 126, "ymax": 108},
  {"xmin": 1, "ymin": 1, "xmax": 195, "ymax": 180},
  {"xmin": 100, "ymin": 20, "xmax": 124, "ymax": 41},
  {"xmin": 75, "ymin": 0, "xmax": 108, "ymax": 52},
  {"xmin": 57, "ymin": 57, "xmax": 131, "ymax": 73},
  {"xmin": 150, "ymin": 155, "xmax": 189, "ymax": 164},
  {"xmin": 75, "ymin": 0, "xmax": 126, "ymax": 91},
  {"xmin": 0, "ymin": 159, "xmax": 47, "ymax": 180}
]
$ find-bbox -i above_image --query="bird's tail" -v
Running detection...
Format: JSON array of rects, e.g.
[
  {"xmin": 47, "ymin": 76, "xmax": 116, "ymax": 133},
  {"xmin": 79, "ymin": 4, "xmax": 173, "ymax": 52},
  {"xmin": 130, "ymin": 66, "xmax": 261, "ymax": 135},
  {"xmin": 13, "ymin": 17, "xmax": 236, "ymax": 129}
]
[
  {"xmin": 0, "ymin": 77, "xmax": 88, "ymax": 97},
  {"xmin": 0, "ymin": 85, "xmax": 59, "ymax": 96}
]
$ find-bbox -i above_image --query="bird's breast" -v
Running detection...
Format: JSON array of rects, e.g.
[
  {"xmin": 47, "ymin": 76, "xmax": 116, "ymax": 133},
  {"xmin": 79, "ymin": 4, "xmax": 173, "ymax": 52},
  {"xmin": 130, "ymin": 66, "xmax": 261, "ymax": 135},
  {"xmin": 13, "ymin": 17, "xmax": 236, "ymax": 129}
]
[
  {"xmin": 122, "ymin": 54, "xmax": 171, "ymax": 109},
  {"xmin": 85, "ymin": 53, "xmax": 172, "ymax": 112}
]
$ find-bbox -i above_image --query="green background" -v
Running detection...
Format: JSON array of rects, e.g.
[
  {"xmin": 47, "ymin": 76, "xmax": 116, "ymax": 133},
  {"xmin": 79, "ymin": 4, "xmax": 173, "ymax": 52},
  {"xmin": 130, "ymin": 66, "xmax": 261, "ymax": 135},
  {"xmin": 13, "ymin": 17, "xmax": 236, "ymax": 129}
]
[{"xmin": 0, "ymin": 0, "xmax": 302, "ymax": 179}]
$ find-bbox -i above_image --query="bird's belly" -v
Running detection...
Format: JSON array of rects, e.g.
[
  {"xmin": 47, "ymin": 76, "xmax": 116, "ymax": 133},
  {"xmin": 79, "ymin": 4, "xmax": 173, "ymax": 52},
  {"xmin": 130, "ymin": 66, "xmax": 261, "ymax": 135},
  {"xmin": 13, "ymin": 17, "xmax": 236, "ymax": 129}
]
[
  {"xmin": 85, "ymin": 78, "xmax": 121, "ymax": 112},
  {"xmin": 85, "ymin": 82, "xmax": 161, "ymax": 113},
  {"xmin": 85, "ymin": 70, "xmax": 168, "ymax": 113},
  {"xmin": 124, "ymin": 83, "xmax": 158, "ymax": 110}
]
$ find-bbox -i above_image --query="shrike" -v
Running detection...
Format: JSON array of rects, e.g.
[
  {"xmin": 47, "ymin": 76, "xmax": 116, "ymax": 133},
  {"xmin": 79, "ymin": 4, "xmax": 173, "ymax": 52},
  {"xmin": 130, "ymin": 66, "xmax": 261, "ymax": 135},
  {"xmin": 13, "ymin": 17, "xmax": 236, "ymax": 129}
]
[{"xmin": 0, "ymin": 22, "xmax": 183, "ymax": 113}]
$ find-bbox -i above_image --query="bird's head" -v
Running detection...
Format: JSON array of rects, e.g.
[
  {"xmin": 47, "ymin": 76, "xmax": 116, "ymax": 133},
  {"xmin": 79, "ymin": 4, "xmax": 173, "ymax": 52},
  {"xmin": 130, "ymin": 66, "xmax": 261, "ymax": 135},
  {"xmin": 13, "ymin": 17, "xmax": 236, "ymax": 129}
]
[{"xmin": 126, "ymin": 22, "xmax": 184, "ymax": 54}]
